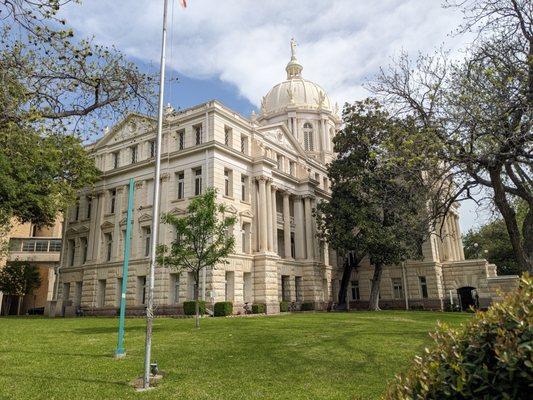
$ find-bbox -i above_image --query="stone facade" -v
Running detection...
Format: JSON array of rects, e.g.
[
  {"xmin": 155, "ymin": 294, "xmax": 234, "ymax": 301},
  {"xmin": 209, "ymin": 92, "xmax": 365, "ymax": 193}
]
[{"xmin": 56, "ymin": 41, "xmax": 518, "ymax": 315}]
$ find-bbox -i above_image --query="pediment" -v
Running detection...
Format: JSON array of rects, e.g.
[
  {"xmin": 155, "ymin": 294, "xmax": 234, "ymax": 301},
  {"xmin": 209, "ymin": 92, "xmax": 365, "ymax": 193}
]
[
  {"xmin": 93, "ymin": 113, "xmax": 156, "ymax": 149},
  {"xmin": 224, "ymin": 204, "xmax": 238, "ymax": 214},
  {"xmin": 256, "ymin": 123, "xmax": 306, "ymax": 158},
  {"xmin": 77, "ymin": 225, "xmax": 90, "ymax": 233},
  {"xmin": 169, "ymin": 207, "xmax": 187, "ymax": 215},
  {"xmin": 138, "ymin": 213, "xmax": 152, "ymax": 223},
  {"xmin": 100, "ymin": 221, "xmax": 115, "ymax": 230},
  {"xmin": 239, "ymin": 209, "xmax": 254, "ymax": 219},
  {"xmin": 65, "ymin": 227, "xmax": 78, "ymax": 235}
]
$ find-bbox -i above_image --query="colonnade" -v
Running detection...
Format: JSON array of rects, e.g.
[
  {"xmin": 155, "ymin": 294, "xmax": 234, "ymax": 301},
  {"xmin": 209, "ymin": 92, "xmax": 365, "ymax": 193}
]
[{"xmin": 254, "ymin": 176, "xmax": 317, "ymax": 261}]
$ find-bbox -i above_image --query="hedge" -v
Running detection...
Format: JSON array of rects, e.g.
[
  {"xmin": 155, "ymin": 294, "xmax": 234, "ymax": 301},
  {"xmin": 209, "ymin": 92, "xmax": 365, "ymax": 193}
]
[
  {"xmin": 301, "ymin": 302, "xmax": 315, "ymax": 311},
  {"xmin": 251, "ymin": 303, "xmax": 266, "ymax": 314},
  {"xmin": 279, "ymin": 301, "xmax": 290, "ymax": 312},
  {"xmin": 183, "ymin": 300, "xmax": 206, "ymax": 316},
  {"xmin": 214, "ymin": 301, "xmax": 233, "ymax": 317},
  {"xmin": 386, "ymin": 274, "xmax": 532, "ymax": 399}
]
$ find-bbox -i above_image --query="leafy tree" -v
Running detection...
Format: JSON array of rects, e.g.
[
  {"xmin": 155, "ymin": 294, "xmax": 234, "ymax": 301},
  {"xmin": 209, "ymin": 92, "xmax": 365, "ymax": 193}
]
[
  {"xmin": 317, "ymin": 99, "xmax": 433, "ymax": 311},
  {"xmin": 157, "ymin": 189, "xmax": 236, "ymax": 327},
  {"xmin": 0, "ymin": 0, "xmax": 153, "ymax": 231},
  {"xmin": 463, "ymin": 219, "xmax": 520, "ymax": 275},
  {"xmin": 372, "ymin": 0, "xmax": 533, "ymax": 273},
  {"xmin": 0, "ymin": 261, "xmax": 41, "ymax": 315}
]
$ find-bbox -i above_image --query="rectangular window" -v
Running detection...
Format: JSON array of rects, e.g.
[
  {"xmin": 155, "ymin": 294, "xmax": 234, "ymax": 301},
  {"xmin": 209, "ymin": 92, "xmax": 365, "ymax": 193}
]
[
  {"xmin": 295, "ymin": 276, "xmax": 303, "ymax": 302},
  {"xmin": 149, "ymin": 140, "xmax": 155, "ymax": 158},
  {"xmin": 109, "ymin": 189, "xmax": 116, "ymax": 214},
  {"xmin": 240, "ymin": 135, "xmax": 248, "ymax": 154},
  {"xmin": 81, "ymin": 237, "xmax": 88, "ymax": 264},
  {"xmin": 350, "ymin": 280, "xmax": 360, "ymax": 300},
  {"xmin": 194, "ymin": 124, "xmax": 203, "ymax": 145},
  {"xmin": 177, "ymin": 129, "xmax": 185, "ymax": 150},
  {"xmin": 224, "ymin": 169, "xmax": 232, "ymax": 197},
  {"xmin": 130, "ymin": 145, "xmax": 138, "ymax": 164},
  {"xmin": 104, "ymin": 233, "xmax": 112, "ymax": 262},
  {"xmin": 75, "ymin": 281, "xmax": 83, "ymax": 306},
  {"xmin": 281, "ymin": 275, "xmax": 291, "ymax": 302},
  {"xmin": 323, "ymin": 177, "xmax": 328, "ymax": 190},
  {"xmin": 116, "ymin": 277, "xmax": 123, "ymax": 306},
  {"xmin": 176, "ymin": 172, "xmax": 184, "ymax": 199},
  {"xmin": 63, "ymin": 282, "xmax": 70, "ymax": 301},
  {"xmin": 112, "ymin": 152, "xmax": 119, "ymax": 169},
  {"xmin": 68, "ymin": 239, "xmax": 75, "ymax": 266},
  {"xmin": 143, "ymin": 227, "xmax": 151, "ymax": 257},
  {"xmin": 170, "ymin": 273, "xmax": 180, "ymax": 304},
  {"xmin": 419, "ymin": 276, "xmax": 428, "ymax": 298},
  {"xmin": 392, "ymin": 278, "xmax": 404, "ymax": 299},
  {"xmin": 194, "ymin": 168, "xmax": 202, "ymax": 196},
  {"xmin": 277, "ymin": 154, "xmax": 283, "ymax": 170},
  {"xmin": 137, "ymin": 276, "xmax": 147, "ymax": 305},
  {"xmin": 97, "ymin": 279, "xmax": 106, "ymax": 308},
  {"xmin": 224, "ymin": 271, "xmax": 234, "ymax": 302},
  {"xmin": 241, "ymin": 175, "xmax": 249, "ymax": 202},
  {"xmin": 289, "ymin": 161, "xmax": 295, "ymax": 176},
  {"xmin": 241, "ymin": 223, "xmax": 248, "ymax": 253},
  {"xmin": 86, "ymin": 196, "xmax": 92, "ymax": 219},
  {"xmin": 74, "ymin": 200, "xmax": 80, "ymax": 221},
  {"xmin": 224, "ymin": 126, "xmax": 232, "ymax": 146}
]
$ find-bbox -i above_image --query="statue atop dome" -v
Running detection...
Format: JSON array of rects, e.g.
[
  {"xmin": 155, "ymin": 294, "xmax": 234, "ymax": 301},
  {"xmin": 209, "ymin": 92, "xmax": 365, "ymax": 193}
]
[{"xmin": 286, "ymin": 38, "xmax": 303, "ymax": 79}]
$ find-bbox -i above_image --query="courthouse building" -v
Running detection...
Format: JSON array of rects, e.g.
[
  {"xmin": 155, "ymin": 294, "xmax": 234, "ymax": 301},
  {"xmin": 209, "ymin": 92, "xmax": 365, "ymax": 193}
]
[{"xmin": 56, "ymin": 42, "xmax": 517, "ymax": 315}]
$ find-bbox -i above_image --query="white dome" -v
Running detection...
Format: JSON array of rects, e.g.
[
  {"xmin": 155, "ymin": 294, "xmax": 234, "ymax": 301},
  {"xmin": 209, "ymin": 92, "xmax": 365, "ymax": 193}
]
[
  {"xmin": 260, "ymin": 38, "xmax": 332, "ymax": 116},
  {"xmin": 261, "ymin": 77, "xmax": 332, "ymax": 115}
]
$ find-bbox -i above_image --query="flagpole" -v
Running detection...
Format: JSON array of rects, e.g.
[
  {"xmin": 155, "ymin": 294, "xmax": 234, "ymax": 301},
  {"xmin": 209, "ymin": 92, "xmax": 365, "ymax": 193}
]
[{"xmin": 143, "ymin": 0, "xmax": 169, "ymax": 389}]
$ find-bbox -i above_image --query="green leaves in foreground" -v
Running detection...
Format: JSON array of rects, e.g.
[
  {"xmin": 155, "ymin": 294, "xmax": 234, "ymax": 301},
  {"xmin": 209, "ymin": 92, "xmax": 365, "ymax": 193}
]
[{"xmin": 385, "ymin": 275, "xmax": 532, "ymax": 399}]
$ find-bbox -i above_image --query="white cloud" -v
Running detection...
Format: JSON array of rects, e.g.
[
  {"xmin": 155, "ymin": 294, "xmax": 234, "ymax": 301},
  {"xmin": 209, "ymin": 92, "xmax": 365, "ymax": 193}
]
[{"xmin": 61, "ymin": 0, "xmax": 472, "ymax": 109}]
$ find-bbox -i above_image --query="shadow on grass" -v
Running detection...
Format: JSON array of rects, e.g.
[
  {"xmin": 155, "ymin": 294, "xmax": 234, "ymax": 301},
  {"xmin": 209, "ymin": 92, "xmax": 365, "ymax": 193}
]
[
  {"xmin": 0, "ymin": 348, "xmax": 112, "ymax": 359},
  {"xmin": 0, "ymin": 371, "xmax": 129, "ymax": 387},
  {"xmin": 71, "ymin": 325, "xmax": 147, "ymax": 335}
]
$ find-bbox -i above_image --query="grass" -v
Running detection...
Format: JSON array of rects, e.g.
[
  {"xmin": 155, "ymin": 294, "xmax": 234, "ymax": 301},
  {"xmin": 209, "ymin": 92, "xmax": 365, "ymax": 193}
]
[{"xmin": 0, "ymin": 311, "xmax": 470, "ymax": 400}]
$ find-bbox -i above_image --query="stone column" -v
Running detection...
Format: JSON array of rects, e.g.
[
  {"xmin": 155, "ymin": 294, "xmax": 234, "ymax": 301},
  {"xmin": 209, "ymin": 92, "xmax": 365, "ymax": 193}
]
[
  {"xmin": 271, "ymin": 185, "xmax": 278, "ymax": 254},
  {"xmin": 112, "ymin": 187, "xmax": 124, "ymax": 260},
  {"xmin": 251, "ymin": 179, "xmax": 258, "ymax": 252},
  {"xmin": 294, "ymin": 196, "xmax": 305, "ymax": 260},
  {"xmin": 91, "ymin": 192, "xmax": 105, "ymax": 262},
  {"xmin": 455, "ymin": 214, "xmax": 465, "ymax": 260},
  {"xmin": 304, "ymin": 196, "xmax": 314, "ymax": 260},
  {"xmin": 266, "ymin": 179, "xmax": 273, "ymax": 251},
  {"xmin": 283, "ymin": 192, "xmax": 292, "ymax": 259},
  {"xmin": 159, "ymin": 173, "xmax": 170, "ymax": 244},
  {"xmin": 323, "ymin": 241, "xmax": 330, "ymax": 266},
  {"xmin": 258, "ymin": 177, "xmax": 268, "ymax": 252}
]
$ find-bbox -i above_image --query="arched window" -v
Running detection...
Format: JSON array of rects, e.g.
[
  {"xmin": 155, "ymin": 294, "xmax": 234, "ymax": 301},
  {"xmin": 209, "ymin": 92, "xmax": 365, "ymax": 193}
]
[{"xmin": 303, "ymin": 122, "xmax": 314, "ymax": 151}]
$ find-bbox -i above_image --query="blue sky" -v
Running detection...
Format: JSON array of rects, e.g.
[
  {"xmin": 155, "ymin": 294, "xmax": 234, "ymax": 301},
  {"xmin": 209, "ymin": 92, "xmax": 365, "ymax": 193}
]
[{"xmin": 59, "ymin": 0, "xmax": 491, "ymax": 232}]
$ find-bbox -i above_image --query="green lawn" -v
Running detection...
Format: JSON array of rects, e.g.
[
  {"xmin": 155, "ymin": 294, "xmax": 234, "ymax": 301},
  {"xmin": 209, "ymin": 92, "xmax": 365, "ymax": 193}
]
[{"xmin": 0, "ymin": 311, "xmax": 470, "ymax": 400}]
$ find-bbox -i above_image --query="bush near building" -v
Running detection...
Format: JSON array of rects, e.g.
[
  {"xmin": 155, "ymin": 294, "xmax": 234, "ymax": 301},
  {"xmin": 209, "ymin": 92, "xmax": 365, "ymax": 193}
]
[
  {"xmin": 183, "ymin": 301, "xmax": 206, "ymax": 316},
  {"xmin": 214, "ymin": 301, "xmax": 233, "ymax": 316},
  {"xmin": 252, "ymin": 303, "xmax": 266, "ymax": 314},
  {"xmin": 386, "ymin": 275, "xmax": 532, "ymax": 399},
  {"xmin": 301, "ymin": 302, "xmax": 315, "ymax": 311},
  {"xmin": 279, "ymin": 301, "xmax": 290, "ymax": 312}
]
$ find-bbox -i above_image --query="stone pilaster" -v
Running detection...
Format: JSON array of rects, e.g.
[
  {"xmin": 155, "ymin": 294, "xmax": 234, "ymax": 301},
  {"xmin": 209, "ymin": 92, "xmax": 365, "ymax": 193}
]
[
  {"xmin": 112, "ymin": 187, "xmax": 124, "ymax": 260},
  {"xmin": 271, "ymin": 185, "xmax": 278, "ymax": 254},
  {"xmin": 266, "ymin": 179, "xmax": 273, "ymax": 251},
  {"xmin": 253, "ymin": 254, "xmax": 280, "ymax": 314},
  {"xmin": 304, "ymin": 196, "xmax": 314, "ymax": 260},
  {"xmin": 282, "ymin": 192, "xmax": 292, "ymax": 259},
  {"xmin": 294, "ymin": 196, "xmax": 305, "ymax": 260},
  {"xmin": 257, "ymin": 177, "xmax": 268, "ymax": 252}
]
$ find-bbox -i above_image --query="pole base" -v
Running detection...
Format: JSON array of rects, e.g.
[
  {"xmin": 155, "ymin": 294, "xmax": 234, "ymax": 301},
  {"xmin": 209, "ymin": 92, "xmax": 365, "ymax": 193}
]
[{"xmin": 114, "ymin": 352, "xmax": 126, "ymax": 359}]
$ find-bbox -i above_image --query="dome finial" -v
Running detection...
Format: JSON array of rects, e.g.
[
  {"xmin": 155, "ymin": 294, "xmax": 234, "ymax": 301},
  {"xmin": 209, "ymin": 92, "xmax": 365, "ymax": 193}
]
[{"xmin": 286, "ymin": 38, "xmax": 303, "ymax": 79}]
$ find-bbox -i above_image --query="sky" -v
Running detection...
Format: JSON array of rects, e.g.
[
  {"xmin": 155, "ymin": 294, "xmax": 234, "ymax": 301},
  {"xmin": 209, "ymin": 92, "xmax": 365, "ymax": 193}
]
[{"xmin": 59, "ymin": 0, "xmax": 491, "ymax": 232}]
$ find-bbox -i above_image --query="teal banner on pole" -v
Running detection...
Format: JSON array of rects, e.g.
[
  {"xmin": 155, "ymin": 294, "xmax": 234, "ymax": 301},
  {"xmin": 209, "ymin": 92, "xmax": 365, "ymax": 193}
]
[{"xmin": 115, "ymin": 178, "xmax": 135, "ymax": 358}]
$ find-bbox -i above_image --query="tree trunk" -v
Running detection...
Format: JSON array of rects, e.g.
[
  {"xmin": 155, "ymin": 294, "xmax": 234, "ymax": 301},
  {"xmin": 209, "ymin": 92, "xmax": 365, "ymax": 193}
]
[
  {"xmin": 194, "ymin": 282, "xmax": 200, "ymax": 329},
  {"xmin": 489, "ymin": 167, "xmax": 532, "ymax": 273},
  {"xmin": 337, "ymin": 252, "xmax": 361, "ymax": 310},
  {"xmin": 522, "ymin": 207, "xmax": 533, "ymax": 274},
  {"xmin": 369, "ymin": 263, "xmax": 383, "ymax": 311},
  {"xmin": 17, "ymin": 296, "xmax": 22, "ymax": 316}
]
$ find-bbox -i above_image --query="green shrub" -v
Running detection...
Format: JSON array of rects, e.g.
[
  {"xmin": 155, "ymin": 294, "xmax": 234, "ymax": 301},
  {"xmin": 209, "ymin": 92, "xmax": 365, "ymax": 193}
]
[
  {"xmin": 251, "ymin": 303, "xmax": 266, "ymax": 314},
  {"xmin": 279, "ymin": 301, "xmax": 290, "ymax": 312},
  {"xmin": 386, "ymin": 275, "xmax": 532, "ymax": 400},
  {"xmin": 301, "ymin": 302, "xmax": 315, "ymax": 311},
  {"xmin": 183, "ymin": 300, "xmax": 206, "ymax": 316},
  {"xmin": 214, "ymin": 301, "xmax": 233, "ymax": 317}
]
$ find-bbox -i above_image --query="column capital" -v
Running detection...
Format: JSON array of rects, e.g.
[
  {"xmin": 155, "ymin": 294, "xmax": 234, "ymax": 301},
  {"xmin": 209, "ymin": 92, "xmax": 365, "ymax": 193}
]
[
  {"xmin": 271, "ymin": 184, "xmax": 279, "ymax": 191},
  {"xmin": 255, "ymin": 175, "xmax": 271, "ymax": 183},
  {"xmin": 160, "ymin": 172, "xmax": 170, "ymax": 182},
  {"xmin": 135, "ymin": 180, "xmax": 144, "ymax": 189}
]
